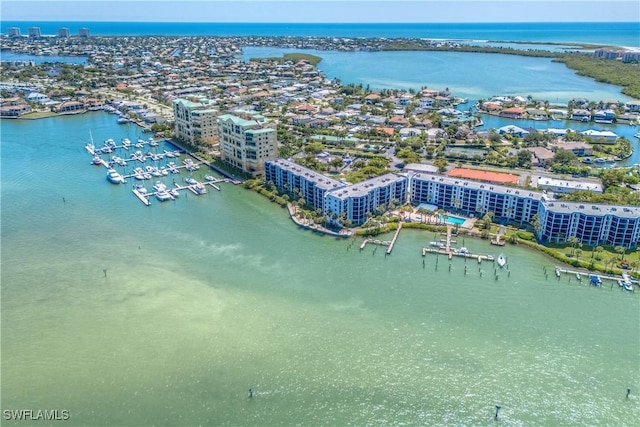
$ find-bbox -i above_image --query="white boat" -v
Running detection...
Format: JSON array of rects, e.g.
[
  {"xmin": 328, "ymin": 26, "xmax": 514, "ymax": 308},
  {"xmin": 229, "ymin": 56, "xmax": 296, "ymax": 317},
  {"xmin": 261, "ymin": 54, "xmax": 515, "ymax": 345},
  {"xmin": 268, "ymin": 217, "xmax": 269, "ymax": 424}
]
[
  {"xmin": 117, "ymin": 117, "xmax": 130, "ymax": 124},
  {"xmin": 153, "ymin": 181, "xmax": 167, "ymax": 192},
  {"xmin": 204, "ymin": 175, "xmax": 215, "ymax": 181},
  {"xmin": 497, "ymin": 254, "xmax": 507, "ymax": 268},
  {"xmin": 193, "ymin": 183, "xmax": 207, "ymax": 194},
  {"xmin": 621, "ymin": 273, "xmax": 634, "ymax": 292},
  {"xmin": 555, "ymin": 267, "xmax": 561, "ymax": 277},
  {"xmin": 134, "ymin": 184, "xmax": 148, "ymax": 194},
  {"xmin": 634, "ymin": 132, "xmax": 640, "ymax": 139},
  {"xmin": 92, "ymin": 156, "xmax": 103, "ymax": 165},
  {"xmin": 106, "ymin": 169, "xmax": 126, "ymax": 184},
  {"xmin": 429, "ymin": 241, "xmax": 445, "ymax": 249},
  {"xmin": 169, "ymin": 189, "xmax": 180, "ymax": 198},
  {"xmin": 576, "ymin": 272, "xmax": 582, "ymax": 281},
  {"xmin": 155, "ymin": 190, "xmax": 173, "ymax": 202},
  {"xmin": 185, "ymin": 177, "xmax": 198, "ymax": 185}
]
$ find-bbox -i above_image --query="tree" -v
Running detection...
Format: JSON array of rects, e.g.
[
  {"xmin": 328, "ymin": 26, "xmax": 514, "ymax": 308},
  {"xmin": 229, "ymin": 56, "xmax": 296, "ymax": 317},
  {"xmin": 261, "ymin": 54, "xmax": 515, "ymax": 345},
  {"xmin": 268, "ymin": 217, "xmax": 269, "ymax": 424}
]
[
  {"xmin": 567, "ymin": 236, "xmax": 580, "ymax": 256},
  {"xmin": 304, "ymin": 141, "xmax": 324, "ymax": 155},
  {"xmin": 329, "ymin": 156, "xmax": 344, "ymax": 171},
  {"xmin": 433, "ymin": 158, "xmax": 448, "ymax": 173},
  {"xmin": 530, "ymin": 214, "xmax": 542, "ymax": 236},
  {"xmin": 552, "ymin": 148, "xmax": 577, "ymax": 165},
  {"xmin": 615, "ymin": 246, "xmax": 626, "ymax": 261},
  {"xmin": 482, "ymin": 211, "xmax": 494, "ymax": 230},
  {"xmin": 517, "ymin": 149, "xmax": 532, "ymax": 168}
]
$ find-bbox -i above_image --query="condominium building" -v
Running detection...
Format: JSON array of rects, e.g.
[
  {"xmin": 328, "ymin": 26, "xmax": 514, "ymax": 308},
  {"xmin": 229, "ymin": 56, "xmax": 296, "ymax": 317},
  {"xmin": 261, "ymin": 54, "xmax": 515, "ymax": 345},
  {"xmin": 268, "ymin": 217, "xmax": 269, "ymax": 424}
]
[
  {"xmin": 173, "ymin": 96, "xmax": 219, "ymax": 145},
  {"xmin": 324, "ymin": 174, "xmax": 408, "ymax": 225},
  {"xmin": 263, "ymin": 160, "xmax": 638, "ymax": 248},
  {"xmin": 265, "ymin": 159, "xmax": 343, "ymax": 211},
  {"xmin": 410, "ymin": 173, "xmax": 543, "ymax": 224},
  {"xmin": 218, "ymin": 110, "xmax": 277, "ymax": 176},
  {"xmin": 27, "ymin": 27, "xmax": 41, "ymax": 38},
  {"xmin": 7, "ymin": 27, "xmax": 22, "ymax": 37},
  {"xmin": 78, "ymin": 28, "xmax": 90, "ymax": 38},
  {"xmin": 410, "ymin": 172, "xmax": 639, "ymax": 249},
  {"xmin": 538, "ymin": 202, "xmax": 640, "ymax": 249},
  {"xmin": 57, "ymin": 27, "xmax": 70, "ymax": 38},
  {"xmin": 264, "ymin": 159, "xmax": 408, "ymax": 226}
]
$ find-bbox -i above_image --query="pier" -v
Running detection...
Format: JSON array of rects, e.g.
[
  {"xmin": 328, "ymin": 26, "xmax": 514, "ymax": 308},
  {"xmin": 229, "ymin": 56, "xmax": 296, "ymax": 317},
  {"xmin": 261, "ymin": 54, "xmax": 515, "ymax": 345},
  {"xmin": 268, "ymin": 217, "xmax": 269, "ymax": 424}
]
[
  {"xmin": 360, "ymin": 238, "xmax": 391, "ymax": 250},
  {"xmin": 422, "ymin": 224, "xmax": 494, "ymax": 261},
  {"xmin": 385, "ymin": 222, "xmax": 403, "ymax": 254},
  {"xmin": 132, "ymin": 188, "xmax": 150, "ymax": 206},
  {"xmin": 554, "ymin": 266, "xmax": 638, "ymax": 290}
]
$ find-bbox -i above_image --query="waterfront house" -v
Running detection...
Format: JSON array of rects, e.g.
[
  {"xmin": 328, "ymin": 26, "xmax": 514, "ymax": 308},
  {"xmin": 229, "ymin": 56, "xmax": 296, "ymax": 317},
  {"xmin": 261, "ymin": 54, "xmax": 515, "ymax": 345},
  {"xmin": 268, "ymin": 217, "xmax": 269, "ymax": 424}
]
[
  {"xmin": 625, "ymin": 100, "xmax": 640, "ymax": 113},
  {"xmin": 581, "ymin": 129, "xmax": 618, "ymax": 144},
  {"xmin": 554, "ymin": 141, "xmax": 593, "ymax": 157},
  {"xmin": 54, "ymin": 101, "xmax": 85, "ymax": 114},
  {"xmin": 593, "ymin": 109, "xmax": 616, "ymax": 124},
  {"xmin": 499, "ymin": 107, "xmax": 526, "ymax": 119},
  {"xmin": 0, "ymin": 97, "xmax": 31, "ymax": 117},
  {"xmin": 498, "ymin": 125, "xmax": 530, "ymax": 138},
  {"xmin": 570, "ymin": 109, "xmax": 591, "ymax": 122}
]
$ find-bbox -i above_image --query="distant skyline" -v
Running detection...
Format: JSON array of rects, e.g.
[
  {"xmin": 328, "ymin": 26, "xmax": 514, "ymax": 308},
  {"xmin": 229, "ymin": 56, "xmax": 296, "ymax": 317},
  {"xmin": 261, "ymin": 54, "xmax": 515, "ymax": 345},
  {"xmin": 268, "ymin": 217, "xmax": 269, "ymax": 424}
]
[{"xmin": 2, "ymin": 0, "xmax": 639, "ymax": 23}]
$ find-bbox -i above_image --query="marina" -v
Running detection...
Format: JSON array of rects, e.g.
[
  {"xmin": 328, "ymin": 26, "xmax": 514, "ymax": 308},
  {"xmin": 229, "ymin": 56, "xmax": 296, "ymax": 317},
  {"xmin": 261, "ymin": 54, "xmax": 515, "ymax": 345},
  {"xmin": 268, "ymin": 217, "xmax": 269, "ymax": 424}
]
[{"xmin": 85, "ymin": 135, "xmax": 227, "ymax": 205}]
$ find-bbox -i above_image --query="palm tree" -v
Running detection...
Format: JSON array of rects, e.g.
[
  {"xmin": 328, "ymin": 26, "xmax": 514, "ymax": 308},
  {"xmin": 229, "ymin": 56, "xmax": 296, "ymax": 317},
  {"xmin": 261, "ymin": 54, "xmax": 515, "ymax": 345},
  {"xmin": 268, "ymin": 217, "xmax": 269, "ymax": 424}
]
[
  {"xmin": 530, "ymin": 214, "xmax": 542, "ymax": 236},
  {"xmin": 615, "ymin": 246, "xmax": 626, "ymax": 261},
  {"xmin": 567, "ymin": 236, "xmax": 580, "ymax": 256}
]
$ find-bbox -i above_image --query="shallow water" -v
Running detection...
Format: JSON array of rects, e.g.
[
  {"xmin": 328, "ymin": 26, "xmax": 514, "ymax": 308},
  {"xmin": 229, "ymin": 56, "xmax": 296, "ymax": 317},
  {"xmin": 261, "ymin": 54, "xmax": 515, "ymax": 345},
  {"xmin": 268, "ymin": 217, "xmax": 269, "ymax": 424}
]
[{"xmin": 1, "ymin": 113, "xmax": 639, "ymax": 425}]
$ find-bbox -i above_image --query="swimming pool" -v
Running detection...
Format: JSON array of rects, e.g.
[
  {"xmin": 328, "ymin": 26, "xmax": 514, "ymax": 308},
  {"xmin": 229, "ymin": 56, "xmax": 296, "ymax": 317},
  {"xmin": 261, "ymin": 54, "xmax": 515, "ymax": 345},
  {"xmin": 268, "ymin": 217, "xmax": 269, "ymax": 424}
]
[{"xmin": 444, "ymin": 215, "xmax": 466, "ymax": 225}]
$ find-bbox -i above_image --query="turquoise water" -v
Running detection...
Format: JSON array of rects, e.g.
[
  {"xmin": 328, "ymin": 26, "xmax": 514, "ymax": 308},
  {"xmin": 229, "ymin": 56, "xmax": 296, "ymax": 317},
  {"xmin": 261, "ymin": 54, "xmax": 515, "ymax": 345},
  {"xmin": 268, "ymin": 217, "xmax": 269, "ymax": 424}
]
[
  {"xmin": 2, "ymin": 22, "xmax": 639, "ymax": 47},
  {"xmin": 445, "ymin": 215, "xmax": 466, "ymax": 225},
  {"xmin": 242, "ymin": 47, "xmax": 635, "ymax": 104},
  {"xmin": 2, "ymin": 112, "xmax": 639, "ymax": 426}
]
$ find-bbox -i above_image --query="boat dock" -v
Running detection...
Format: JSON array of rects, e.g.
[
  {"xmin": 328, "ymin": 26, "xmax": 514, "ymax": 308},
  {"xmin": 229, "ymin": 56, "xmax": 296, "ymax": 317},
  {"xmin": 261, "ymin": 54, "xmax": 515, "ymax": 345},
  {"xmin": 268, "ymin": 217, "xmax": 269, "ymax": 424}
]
[
  {"xmin": 554, "ymin": 266, "xmax": 638, "ymax": 290},
  {"xmin": 491, "ymin": 225, "xmax": 506, "ymax": 246},
  {"xmin": 360, "ymin": 238, "xmax": 391, "ymax": 250},
  {"xmin": 132, "ymin": 188, "xmax": 150, "ymax": 206},
  {"xmin": 421, "ymin": 224, "xmax": 494, "ymax": 261},
  {"xmin": 386, "ymin": 222, "xmax": 403, "ymax": 254}
]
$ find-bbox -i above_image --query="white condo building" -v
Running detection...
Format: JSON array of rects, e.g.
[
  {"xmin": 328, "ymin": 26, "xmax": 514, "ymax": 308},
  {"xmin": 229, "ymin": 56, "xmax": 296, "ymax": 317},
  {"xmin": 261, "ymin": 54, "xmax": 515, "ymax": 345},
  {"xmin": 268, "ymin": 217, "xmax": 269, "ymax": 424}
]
[
  {"xmin": 218, "ymin": 110, "xmax": 277, "ymax": 176},
  {"xmin": 173, "ymin": 96, "xmax": 219, "ymax": 145},
  {"xmin": 265, "ymin": 159, "xmax": 408, "ymax": 226}
]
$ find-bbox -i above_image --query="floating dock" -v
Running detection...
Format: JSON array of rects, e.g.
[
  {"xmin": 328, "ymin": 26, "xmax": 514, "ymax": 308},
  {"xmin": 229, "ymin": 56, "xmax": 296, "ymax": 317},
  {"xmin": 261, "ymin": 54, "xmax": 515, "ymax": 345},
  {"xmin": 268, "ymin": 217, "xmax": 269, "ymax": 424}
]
[{"xmin": 132, "ymin": 188, "xmax": 150, "ymax": 206}]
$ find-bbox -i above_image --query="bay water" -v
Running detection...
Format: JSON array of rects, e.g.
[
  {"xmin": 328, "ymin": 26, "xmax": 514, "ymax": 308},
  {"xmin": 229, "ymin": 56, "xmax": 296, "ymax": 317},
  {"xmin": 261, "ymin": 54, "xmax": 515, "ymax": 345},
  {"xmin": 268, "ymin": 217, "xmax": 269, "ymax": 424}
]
[{"xmin": 1, "ymin": 112, "xmax": 639, "ymax": 425}]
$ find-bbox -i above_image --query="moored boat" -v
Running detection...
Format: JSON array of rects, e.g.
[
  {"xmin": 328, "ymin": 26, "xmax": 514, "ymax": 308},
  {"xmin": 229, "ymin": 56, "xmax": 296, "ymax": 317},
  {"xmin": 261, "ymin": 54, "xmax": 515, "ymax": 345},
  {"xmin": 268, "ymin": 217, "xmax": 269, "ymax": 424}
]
[
  {"xmin": 106, "ymin": 168, "xmax": 126, "ymax": 184},
  {"xmin": 589, "ymin": 274, "xmax": 602, "ymax": 287},
  {"xmin": 497, "ymin": 254, "xmax": 507, "ymax": 268}
]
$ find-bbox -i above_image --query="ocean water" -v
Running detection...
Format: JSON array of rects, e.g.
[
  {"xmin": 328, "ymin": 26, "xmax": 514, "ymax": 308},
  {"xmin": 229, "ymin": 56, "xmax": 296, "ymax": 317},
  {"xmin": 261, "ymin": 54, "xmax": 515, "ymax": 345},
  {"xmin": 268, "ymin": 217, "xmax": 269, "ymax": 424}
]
[
  {"xmin": 2, "ymin": 21, "xmax": 639, "ymax": 47},
  {"xmin": 1, "ymin": 112, "xmax": 639, "ymax": 425}
]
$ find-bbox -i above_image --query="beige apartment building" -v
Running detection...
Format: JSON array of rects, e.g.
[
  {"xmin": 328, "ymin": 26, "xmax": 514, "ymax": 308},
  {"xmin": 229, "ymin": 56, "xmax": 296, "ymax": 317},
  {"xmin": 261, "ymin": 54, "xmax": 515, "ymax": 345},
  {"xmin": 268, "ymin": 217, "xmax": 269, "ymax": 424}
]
[
  {"xmin": 217, "ymin": 110, "xmax": 277, "ymax": 176},
  {"xmin": 173, "ymin": 96, "xmax": 219, "ymax": 145}
]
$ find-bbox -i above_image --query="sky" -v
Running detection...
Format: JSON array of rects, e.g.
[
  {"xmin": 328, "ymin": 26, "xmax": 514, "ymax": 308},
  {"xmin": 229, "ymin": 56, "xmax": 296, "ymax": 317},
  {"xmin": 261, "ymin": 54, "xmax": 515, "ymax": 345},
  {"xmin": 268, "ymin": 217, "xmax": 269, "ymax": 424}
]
[{"xmin": 2, "ymin": 0, "xmax": 639, "ymax": 23}]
